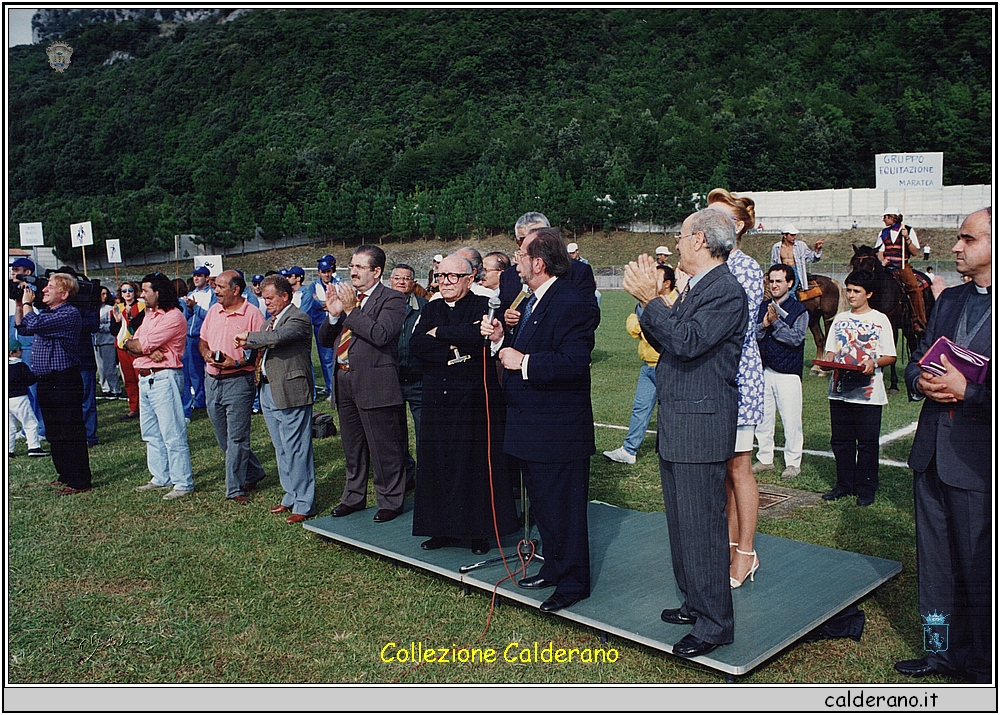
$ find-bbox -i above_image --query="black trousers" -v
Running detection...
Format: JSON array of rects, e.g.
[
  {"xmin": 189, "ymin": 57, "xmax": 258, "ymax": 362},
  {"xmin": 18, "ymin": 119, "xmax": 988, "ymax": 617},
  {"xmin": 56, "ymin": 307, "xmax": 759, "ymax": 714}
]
[
  {"xmin": 520, "ymin": 457, "xmax": 591, "ymax": 601},
  {"xmin": 37, "ymin": 368, "xmax": 93, "ymax": 489},
  {"xmin": 915, "ymin": 462, "xmax": 992, "ymax": 682},
  {"xmin": 829, "ymin": 400, "xmax": 882, "ymax": 499}
]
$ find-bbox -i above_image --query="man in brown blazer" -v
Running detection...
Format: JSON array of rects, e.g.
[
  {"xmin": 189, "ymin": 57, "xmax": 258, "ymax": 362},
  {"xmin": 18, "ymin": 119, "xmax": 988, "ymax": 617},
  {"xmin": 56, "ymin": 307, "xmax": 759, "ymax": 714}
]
[
  {"xmin": 319, "ymin": 245, "xmax": 409, "ymax": 523},
  {"xmin": 235, "ymin": 274, "xmax": 315, "ymax": 523}
]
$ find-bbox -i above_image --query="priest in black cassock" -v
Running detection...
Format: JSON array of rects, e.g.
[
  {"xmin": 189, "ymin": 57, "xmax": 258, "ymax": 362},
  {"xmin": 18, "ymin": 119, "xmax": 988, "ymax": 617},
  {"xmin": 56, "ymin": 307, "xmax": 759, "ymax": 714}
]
[{"xmin": 410, "ymin": 254, "xmax": 519, "ymax": 555}]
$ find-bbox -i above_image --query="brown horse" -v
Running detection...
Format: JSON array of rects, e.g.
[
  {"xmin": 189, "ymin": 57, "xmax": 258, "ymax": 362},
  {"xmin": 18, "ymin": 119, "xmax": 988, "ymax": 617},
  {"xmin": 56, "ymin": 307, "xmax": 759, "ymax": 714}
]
[
  {"xmin": 801, "ymin": 275, "xmax": 849, "ymax": 376},
  {"xmin": 849, "ymin": 244, "xmax": 936, "ymax": 391}
]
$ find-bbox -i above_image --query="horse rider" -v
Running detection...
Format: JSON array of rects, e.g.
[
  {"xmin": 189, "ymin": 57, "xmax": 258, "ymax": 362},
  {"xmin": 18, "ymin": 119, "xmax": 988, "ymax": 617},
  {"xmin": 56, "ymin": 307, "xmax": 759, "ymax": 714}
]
[
  {"xmin": 875, "ymin": 207, "xmax": 927, "ymax": 332},
  {"xmin": 770, "ymin": 224, "xmax": 824, "ymax": 299}
]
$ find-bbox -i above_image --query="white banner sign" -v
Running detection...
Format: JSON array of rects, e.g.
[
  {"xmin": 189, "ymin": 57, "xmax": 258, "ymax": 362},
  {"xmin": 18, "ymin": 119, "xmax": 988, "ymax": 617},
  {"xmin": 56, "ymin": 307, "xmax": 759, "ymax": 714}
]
[
  {"xmin": 105, "ymin": 239, "xmax": 122, "ymax": 264},
  {"xmin": 194, "ymin": 255, "xmax": 224, "ymax": 277},
  {"xmin": 70, "ymin": 221, "xmax": 94, "ymax": 248},
  {"xmin": 875, "ymin": 152, "xmax": 943, "ymax": 190},
  {"xmin": 18, "ymin": 222, "xmax": 44, "ymax": 247}
]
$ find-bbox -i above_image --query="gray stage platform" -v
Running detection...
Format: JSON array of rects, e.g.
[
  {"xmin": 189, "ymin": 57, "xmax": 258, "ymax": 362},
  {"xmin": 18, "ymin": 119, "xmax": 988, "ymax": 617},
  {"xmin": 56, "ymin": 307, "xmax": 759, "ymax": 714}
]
[{"xmin": 304, "ymin": 500, "xmax": 900, "ymax": 676}]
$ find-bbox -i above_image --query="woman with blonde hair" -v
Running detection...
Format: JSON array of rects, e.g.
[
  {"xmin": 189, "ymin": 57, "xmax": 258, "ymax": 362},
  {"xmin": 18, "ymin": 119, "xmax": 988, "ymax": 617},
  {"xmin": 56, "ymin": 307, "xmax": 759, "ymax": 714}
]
[
  {"xmin": 114, "ymin": 280, "xmax": 145, "ymax": 420},
  {"xmin": 707, "ymin": 188, "xmax": 765, "ymax": 588}
]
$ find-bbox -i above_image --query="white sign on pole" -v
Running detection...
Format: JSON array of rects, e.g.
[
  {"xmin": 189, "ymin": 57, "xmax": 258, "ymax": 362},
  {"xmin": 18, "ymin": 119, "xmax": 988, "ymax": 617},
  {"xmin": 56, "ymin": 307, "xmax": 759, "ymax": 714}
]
[
  {"xmin": 70, "ymin": 221, "xmax": 94, "ymax": 248},
  {"xmin": 106, "ymin": 239, "xmax": 122, "ymax": 264},
  {"xmin": 194, "ymin": 255, "xmax": 224, "ymax": 277},
  {"xmin": 19, "ymin": 222, "xmax": 44, "ymax": 247},
  {"xmin": 875, "ymin": 152, "xmax": 944, "ymax": 190}
]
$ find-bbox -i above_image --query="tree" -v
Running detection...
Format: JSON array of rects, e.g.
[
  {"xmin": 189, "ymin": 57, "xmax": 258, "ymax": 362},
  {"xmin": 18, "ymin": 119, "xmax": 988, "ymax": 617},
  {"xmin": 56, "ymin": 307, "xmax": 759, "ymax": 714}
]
[
  {"xmin": 282, "ymin": 202, "xmax": 301, "ymax": 238},
  {"xmin": 260, "ymin": 203, "xmax": 282, "ymax": 242},
  {"xmin": 230, "ymin": 190, "xmax": 256, "ymax": 245}
]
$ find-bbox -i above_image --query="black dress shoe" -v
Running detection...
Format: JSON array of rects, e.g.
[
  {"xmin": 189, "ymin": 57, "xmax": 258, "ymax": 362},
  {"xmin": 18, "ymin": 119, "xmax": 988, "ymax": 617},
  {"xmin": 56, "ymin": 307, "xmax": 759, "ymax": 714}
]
[
  {"xmin": 660, "ymin": 608, "xmax": 697, "ymax": 625},
  {"xmin": 421, "ymin": 536, "xmax": 455, "ymax": 550},
  {"xmin": 373, "ymin": 508, "xmax": 401, "ymax": 523},
  {"xmin": 330, "ymin": 502, "xmax": 364, "ymax": 517},
  {"xmin": 672, "ymin": 634, "xmax": 721, "ymax": 658},
  {"xmin": 539, "ymin": 592, "xmax": 583, "ymax": 613},
  {"xmin": 894, "ymin": 657, "xmax": 951, "ymax": 678},
  {"xmin": 517, "ymin": 574, "xmax": 557, "ymax": 590},
  {"xmin": 470, "ymin": 539, "xmax": 490, "ymax": 555},
  {"xmin": 822, "ymin": 486, "xmax": 851, "ymax": 500}
]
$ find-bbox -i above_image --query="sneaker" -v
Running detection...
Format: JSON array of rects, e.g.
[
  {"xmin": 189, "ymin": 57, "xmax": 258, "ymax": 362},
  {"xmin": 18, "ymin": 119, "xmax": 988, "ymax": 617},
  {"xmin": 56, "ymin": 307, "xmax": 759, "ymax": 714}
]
[
  {"xmin": 27, "ymin": 447, "xmax": 50, "ymax": 457},
  {"xmin": 163, "ymin": 489, "xmax": 194, "ymax": 500},
  {"xmin": 135, "ymin": 481, "xmax": 170, "ymax": 492},
  {"xmin": 751, "ymin": 461, "xmax": 774, "ymax": 474},
  {"xmin": 780, "ymin": 465, "xmax": 800, "ymax": 479},
  {"xmin": 602, "ymin": 447, "xmax": 636, "ymax": 464}
]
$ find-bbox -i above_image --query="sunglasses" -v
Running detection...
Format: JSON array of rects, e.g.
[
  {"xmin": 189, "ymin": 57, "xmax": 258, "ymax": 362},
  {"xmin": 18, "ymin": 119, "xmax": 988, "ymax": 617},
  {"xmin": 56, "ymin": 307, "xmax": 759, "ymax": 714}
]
[{"xmin": 121, "ymin": 288, "xmax": 134, "ymax": 293}]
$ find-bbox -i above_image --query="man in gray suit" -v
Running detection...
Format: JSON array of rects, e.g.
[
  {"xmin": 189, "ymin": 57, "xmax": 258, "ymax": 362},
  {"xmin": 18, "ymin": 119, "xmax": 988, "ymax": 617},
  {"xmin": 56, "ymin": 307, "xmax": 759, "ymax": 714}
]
[
  {"xmin": 319, "ymin": 245, "xmax": 409, "ymax": 523},
  {"xmin": 235, "ymin": 275, "xmax": 315, "ymax": 524},
  {"xmin": 895, "ymin": 207, "xmax": 992, "ymax": 683},
  {"xmin": 624, "ymin": 208, "xmax": 747, "ymax": 658}
]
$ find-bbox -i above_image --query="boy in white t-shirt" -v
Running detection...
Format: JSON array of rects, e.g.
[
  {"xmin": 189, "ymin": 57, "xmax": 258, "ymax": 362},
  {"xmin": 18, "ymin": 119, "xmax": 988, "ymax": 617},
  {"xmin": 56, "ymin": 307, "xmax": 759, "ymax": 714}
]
[{"xmin": 821, "ymin": 271, "xmax": 897, "ymax": 506}]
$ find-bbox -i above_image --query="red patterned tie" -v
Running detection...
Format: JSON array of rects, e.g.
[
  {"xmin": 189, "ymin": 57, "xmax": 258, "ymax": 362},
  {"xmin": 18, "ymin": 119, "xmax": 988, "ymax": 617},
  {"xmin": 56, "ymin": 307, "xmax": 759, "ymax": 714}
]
[{"xmin": 335, "ymin": 293, "xmax": 365, "ymax": 367}]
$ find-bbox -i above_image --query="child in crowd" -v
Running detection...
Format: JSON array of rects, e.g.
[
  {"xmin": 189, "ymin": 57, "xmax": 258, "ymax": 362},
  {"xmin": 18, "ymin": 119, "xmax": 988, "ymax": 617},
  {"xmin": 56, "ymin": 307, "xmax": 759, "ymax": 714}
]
[
  {"xmin": 821, "ymin": 271, "xmax": 896, "ymax": 506},
  {"xmin": 8, "ymin": 338, "xmax": 48, "ymax": 458}
]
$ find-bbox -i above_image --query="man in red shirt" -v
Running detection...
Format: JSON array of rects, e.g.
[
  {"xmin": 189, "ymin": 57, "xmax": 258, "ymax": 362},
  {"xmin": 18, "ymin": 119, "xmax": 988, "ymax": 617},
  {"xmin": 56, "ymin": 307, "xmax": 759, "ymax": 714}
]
[
  {"xmin": 199, "ymin": 270, "xmax": 266, "ymax": 504},
  {"xmin": 125, "ymin": 273, "xmax": 194, "ymax": 499}
]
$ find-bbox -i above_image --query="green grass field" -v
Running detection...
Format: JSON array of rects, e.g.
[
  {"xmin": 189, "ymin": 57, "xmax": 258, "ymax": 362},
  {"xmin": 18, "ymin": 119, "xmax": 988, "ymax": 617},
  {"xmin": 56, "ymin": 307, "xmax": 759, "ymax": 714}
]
[{"xmin": 8, "ymin": 289, "xmax": 940, "ymax": 684}]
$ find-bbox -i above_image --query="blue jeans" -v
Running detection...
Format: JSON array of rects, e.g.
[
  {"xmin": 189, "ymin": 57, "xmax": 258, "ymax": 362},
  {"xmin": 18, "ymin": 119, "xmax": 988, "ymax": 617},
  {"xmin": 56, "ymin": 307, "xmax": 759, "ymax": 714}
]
[
  {"xmin": 623, "ymin": 363, "xmax": 657, "ymax": 455},
  {"xmin": 81, "ymin": 368, "xmax": 98, "ymax": 445},
  {"xmin": 139, "ymin": 368, "xmax": 194, "ymax": 491},
  {"xmin": 314, "ymin": 324, "xmax": 334, "ymax": 395},
  {"xmin": 183, "ymin": 335, "xmax": 206, "ymax": 413}
]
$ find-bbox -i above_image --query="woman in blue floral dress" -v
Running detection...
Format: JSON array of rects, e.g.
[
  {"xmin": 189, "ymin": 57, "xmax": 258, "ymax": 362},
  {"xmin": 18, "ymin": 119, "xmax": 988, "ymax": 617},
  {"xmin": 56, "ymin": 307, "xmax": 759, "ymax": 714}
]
[{"xmin": 708, "ymin": 188, "xmax": 765, "ymax": 589}]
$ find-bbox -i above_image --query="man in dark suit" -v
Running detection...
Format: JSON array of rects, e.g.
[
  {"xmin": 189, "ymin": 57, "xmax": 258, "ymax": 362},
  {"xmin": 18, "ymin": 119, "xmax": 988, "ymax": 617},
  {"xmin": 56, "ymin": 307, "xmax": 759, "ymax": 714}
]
[
  {"xmin": 235, "ymin": 274, "xmax": 315, "ymax": 523},
  {"xmin": 894, "ymin": 207, "xmax": 992, "ymax": 684},
  {"xmin": 624, "ymin": 207, "xmax": 747, "ymax": 658},
  {"xmin": 481, "ymin": 227, "xmax": 597, "ymax": 613},
  {"xmin": 498, "ymin": 212, "xmax": 600, "ymax": 335},
  {"xmin": 319, "ymin": 245, "xmax": 408, "ymax": 523}
]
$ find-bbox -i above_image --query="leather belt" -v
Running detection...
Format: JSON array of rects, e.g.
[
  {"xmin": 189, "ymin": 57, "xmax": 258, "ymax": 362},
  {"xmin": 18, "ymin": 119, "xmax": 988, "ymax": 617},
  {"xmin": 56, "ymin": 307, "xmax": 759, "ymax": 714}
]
[
  {"xmin": 210, "ymin": 370, "xmax": 252, "ymax": 380},
  {"xmin": 136, "ymin": 367, "xmax": 168, "ymax": 377}
]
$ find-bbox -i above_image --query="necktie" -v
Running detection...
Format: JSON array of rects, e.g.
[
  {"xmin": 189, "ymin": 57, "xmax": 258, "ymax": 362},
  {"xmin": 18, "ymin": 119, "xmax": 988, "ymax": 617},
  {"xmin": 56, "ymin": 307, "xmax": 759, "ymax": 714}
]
[
  {"xmin": 336, "ymin": 293, "xmax": 365, "ymax": 367},
  {"xmin": 518, "ymin": 293, "xmax": 537, "ymax": 332},
  {"xmin": 679, "ymin": 283, "xmax": 690, "ymax": 303},
  {"xmin": 254, "ymin": 317, "xmax": 275, "ymax": 386}
]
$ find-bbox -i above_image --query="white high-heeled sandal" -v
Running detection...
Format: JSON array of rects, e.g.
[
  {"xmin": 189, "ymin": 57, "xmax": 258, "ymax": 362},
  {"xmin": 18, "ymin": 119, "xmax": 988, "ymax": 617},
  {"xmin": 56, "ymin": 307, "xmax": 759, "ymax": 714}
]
[{"xmin": 730, "ymin": 548, "xmax": 759, "ymax": 589}]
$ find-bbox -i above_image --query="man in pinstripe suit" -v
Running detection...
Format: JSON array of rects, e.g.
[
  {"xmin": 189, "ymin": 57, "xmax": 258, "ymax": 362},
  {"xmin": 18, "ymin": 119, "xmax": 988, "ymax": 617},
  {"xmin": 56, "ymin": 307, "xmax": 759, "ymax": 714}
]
[{"xmin": 624, "ymin": 208, "xmax": 747, "ymax": 658}]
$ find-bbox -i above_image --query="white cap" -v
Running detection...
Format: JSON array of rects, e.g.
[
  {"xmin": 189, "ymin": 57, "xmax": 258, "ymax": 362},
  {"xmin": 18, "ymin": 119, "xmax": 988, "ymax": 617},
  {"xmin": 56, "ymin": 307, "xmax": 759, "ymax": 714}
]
[
  {"xmin": 566, "ymin": 242, "xmax": 579, "ymax": 253},
  {"xmin": 432, "ymin": 254, "xmax": 443, "ymax": 263},
  {"xmin": 780, "ymin": 224, "xmax": 799, "ymax": 235},
  {"xmin": 883, "ymin": 206, "xmax": 901, "ymax": 217},
  {"xmin": 655, "ymin": 245, "xmax": 672, "ymax": 256}
]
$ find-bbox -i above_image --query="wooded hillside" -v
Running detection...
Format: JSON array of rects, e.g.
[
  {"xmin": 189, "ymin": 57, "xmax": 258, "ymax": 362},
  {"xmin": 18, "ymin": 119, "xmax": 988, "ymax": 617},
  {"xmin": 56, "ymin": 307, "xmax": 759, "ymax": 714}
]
[{"xmin": 7, "ymin": 8, "xmax": 992, "ymax": 259}]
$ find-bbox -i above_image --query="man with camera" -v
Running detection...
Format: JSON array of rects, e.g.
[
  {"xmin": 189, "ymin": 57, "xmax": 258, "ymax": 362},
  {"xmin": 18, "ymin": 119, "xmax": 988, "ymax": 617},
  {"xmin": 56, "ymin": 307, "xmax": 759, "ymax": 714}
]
[{"xmin": 13, "ymin": 272, "xmax": 93, "ymax": 494}]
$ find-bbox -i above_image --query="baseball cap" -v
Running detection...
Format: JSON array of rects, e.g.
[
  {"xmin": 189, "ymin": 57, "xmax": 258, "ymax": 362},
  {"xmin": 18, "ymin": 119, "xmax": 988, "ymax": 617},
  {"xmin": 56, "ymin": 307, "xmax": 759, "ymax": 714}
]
[
  {"xmin": 317, "ymin": 260, "xmax": 334, "ymax": 272},
  {"xmin": 251, "ymin": 274, "xmax": 264, "ymax": 284},
  {"xmin": 433, "ymin": 254, "xmax": 443, "ymax": 263},
  {"xmin": 278, "ymin": 268, "xmax": 290, "ymax": 277},
  {"xmin": 655, "ymin": 245, "xmax": 672, "ymax": 256},
  {"xmin": 319, "ymin": 254, "xmax": 336, "ymax": 266},
  {"xmin": 192, "ymin": 266, "xmax": 210, "ymax": 276},
  {"xmin": 11, "ymin": 257, "xmax": 35, "ymax": 272},
  {"xmin": 9, "ymin": 337, "xmax": 22, "ymax": 352},
  {"xmin": 287, "ymin": 266, "xmax": 305, "ymax": 277},
  {"xmin": 566, "ymin": 242, "xmax": 579, "ymax": 253},
  {"xmin": 780, "ymin": 224, "xmax": 799, "ymax": 235}
]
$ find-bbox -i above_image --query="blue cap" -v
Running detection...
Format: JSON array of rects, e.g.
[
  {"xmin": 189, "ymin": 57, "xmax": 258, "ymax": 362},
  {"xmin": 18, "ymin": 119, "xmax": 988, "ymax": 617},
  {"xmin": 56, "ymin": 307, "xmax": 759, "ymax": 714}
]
[
  {"xmin": 9, "ymin": 337, "xmax": 23, "ymax": 352},
  {"xmin": 192, "ymin": 266, "xmax": 210, "ymax": 276},
  {"xmin": 251, "ymin": 274, "xmax": 264, "ymax": 284},
  {"xmin": 317, "ymin": 260, "xmax": 334, "ymax": 271},
  {"xmin": 287, "ymin": 266, "xmax": 305, "ymax": 277},
  {"xmin": 278, "ymin": 268, "xmax": 290, "ymax": 277},
  {"xmin": 11, "ymin": 257, "xmax": 35, "ymax": 272},
  {"xmin": 320, "ymin": 254, "xmax": 336, "ymax": 265}
]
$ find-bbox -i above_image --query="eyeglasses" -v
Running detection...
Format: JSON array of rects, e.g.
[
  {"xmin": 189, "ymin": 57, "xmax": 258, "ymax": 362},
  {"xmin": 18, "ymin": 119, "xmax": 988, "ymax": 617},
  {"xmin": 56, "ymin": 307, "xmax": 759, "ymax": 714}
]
[
  {"xmin": 434, "ymin": 272, "xmax": 472, "ymax": 284},
  {"xmin": 121, "ymin": 288, "xmax": 134, "ymax": 293}
]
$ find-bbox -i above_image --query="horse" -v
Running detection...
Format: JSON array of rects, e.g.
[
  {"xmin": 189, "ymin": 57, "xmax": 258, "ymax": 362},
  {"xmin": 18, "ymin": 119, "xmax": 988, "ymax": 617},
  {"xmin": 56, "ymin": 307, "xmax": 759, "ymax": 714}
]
[
  {"xmin": 849, "ymin": 244, "xmax": 936, "ymax": 392},
  {"xmin": 801, "ymin": 275, "xmax": 849, "ymax": 377}
]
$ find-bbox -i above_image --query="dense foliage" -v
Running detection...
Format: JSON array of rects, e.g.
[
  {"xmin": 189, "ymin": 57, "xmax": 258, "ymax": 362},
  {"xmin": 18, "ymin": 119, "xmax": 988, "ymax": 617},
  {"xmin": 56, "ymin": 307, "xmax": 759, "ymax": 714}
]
[{"xmin": 8, "ymin": 8, "xmax": 992, "ymax": 259}]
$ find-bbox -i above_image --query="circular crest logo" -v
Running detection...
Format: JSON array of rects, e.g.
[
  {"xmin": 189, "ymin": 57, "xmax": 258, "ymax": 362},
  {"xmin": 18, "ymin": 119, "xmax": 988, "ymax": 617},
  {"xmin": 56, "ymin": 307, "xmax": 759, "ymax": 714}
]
[{"xmin": 46, "ymin": 42, "xmax": 74, "ymax": 72}]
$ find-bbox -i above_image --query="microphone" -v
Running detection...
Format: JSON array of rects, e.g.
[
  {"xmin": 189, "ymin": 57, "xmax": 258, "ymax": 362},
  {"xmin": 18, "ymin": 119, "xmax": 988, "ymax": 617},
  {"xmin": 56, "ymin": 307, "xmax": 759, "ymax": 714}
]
[{"xmin": 485, "ymin": 295, "xmax": 501, "ymax": 344}]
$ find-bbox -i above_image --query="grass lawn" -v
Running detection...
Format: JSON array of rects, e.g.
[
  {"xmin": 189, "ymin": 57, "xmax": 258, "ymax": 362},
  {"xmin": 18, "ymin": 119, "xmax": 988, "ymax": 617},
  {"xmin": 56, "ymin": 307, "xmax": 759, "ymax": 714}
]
[{"xmin": 7, "ymin": 290, "xmax": 942, "ymax": 685}]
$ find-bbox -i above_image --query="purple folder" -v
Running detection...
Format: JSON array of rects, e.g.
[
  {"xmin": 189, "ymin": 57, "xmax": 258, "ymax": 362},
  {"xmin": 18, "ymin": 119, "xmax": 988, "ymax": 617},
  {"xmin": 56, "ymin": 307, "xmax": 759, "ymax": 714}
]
[{"xmin": 918, "ymin": 336, "xmax": 990, "ymax": 384}]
